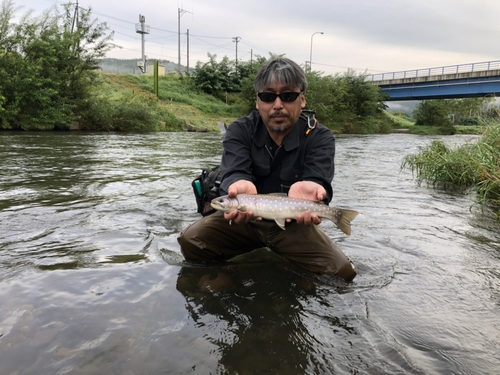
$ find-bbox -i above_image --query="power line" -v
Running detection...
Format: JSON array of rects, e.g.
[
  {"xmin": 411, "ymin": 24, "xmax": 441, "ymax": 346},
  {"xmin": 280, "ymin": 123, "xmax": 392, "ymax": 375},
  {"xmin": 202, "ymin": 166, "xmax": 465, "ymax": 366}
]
[
  {"xmin": 93, "ymin": 11, "xmax": 135, "ymax": 25},
  {"xmin": 92, "ymin": 9, "xmax": 388, "ymax": 73},
  {"xmin": 93, "ymin": 10, "xmax": 234, "ymax": 40},
  {"xmin": 189, "ymin": 35, "xmax": 234, "ymax": 51},
  {"xmin": 239, "ymin": 40, "xmax": 269, "ymax": 55}
]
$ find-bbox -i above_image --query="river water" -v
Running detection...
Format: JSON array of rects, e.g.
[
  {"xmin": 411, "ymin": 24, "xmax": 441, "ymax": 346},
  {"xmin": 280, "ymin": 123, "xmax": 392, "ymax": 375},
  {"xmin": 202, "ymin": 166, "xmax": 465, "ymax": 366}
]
[{"xmin": 0, "ymin": 132, "xmax": 499, "ymax": 375}]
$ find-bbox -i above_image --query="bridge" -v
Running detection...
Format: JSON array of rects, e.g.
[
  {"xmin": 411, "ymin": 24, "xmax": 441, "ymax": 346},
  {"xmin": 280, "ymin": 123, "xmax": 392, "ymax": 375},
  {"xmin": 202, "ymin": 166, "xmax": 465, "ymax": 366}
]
[{"xmin": 369, "ymin": 60, "xmax": 500, "ymax": 101}]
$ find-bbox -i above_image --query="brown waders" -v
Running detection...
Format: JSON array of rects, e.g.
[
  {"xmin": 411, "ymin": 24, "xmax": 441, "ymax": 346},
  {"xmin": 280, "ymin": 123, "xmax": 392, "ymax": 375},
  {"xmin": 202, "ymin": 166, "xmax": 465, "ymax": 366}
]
[{"xmin": 177, "ymin": 211, "xmax": 357, "ymax": 282}]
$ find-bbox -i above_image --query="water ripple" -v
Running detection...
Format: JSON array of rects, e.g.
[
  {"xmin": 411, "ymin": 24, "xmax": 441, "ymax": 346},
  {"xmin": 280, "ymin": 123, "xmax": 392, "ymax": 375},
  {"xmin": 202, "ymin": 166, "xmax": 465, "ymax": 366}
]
[{"xmin": 0, "ymin": 132, "xmax": 499, "ymax": 374}]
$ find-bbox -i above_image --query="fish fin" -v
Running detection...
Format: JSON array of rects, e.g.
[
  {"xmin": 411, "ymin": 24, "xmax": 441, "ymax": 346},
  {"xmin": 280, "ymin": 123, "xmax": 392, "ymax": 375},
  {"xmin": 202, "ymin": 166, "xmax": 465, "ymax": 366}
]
[
  {"xmin": 236, "ymin": 205, "xmax": 248, "ymax": 213},
  {"xmin": 332, "ymin": 208, "xmax": 359, "ymax": 235},
  {"xmin": 275, "ymin": 218, "xmax": 286, "ymax": 230}
]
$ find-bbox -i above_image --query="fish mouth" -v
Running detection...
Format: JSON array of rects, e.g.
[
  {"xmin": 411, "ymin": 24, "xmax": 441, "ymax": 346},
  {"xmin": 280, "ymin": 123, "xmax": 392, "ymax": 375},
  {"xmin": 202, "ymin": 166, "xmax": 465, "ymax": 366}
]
[
  {"xmin": 210, "ymin": 195, "xmax": 233, "ymax": 211},
  {"xmin": 210, "ymin": 200, "xmax": 223, "ymax": 210}
]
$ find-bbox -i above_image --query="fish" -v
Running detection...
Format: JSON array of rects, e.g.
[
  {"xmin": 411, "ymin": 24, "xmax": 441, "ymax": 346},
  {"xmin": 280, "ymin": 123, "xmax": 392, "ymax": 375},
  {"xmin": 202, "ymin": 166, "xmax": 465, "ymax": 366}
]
[{"xmin": 210, "ymin": 194, "xmax": 359, "ymax": 235}]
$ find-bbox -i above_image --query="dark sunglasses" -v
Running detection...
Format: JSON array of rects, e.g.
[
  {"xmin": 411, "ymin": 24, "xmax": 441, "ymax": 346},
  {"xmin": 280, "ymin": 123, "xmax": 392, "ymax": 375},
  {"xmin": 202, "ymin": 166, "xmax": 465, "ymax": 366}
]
[{"xmin": 257, "ymin": 92, "xmax": 302, "ymax": 103}]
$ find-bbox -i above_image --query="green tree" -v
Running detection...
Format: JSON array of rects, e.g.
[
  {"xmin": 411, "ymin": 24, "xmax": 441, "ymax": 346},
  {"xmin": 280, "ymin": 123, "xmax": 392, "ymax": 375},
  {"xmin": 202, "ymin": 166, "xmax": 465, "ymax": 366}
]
[
  {"xmin": 305, "ymin": 70, "xmax": 388, "ymax": 130},
  {"xmin": 238, "ymin": 56, "xmax": 268, "ymax": 112},
  {"xmin": 446, "ymin": 97, "xmax": 493, "ymax": 125},
  {"xmin": 0, "ymin": 0, "xmax": 113, "ymax": 130},
  {"xmin": 192, "ymin": 53, "xmax": 268, "ymax": 104},
  {"xmin": 413, "ymin": 100, "xmax": 451, "ymax": 127},
  {"xmin": 192, "ymin": 54, "xmax": 240, "ymax": 100}
]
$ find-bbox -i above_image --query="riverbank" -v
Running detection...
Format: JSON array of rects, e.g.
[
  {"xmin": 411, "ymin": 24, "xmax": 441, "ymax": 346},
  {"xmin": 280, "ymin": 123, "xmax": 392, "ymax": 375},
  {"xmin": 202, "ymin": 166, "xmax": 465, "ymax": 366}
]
[{"xmin": 73, "ymin": 73, "xmax": 484, "ymax": 135}]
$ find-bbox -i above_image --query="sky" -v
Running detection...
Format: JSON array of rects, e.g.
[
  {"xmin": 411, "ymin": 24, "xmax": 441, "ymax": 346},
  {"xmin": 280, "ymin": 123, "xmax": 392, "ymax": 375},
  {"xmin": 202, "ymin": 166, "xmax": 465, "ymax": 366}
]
[{"xmin": 11, "ymin": 0, "xmax": 500, "ymax": 78}]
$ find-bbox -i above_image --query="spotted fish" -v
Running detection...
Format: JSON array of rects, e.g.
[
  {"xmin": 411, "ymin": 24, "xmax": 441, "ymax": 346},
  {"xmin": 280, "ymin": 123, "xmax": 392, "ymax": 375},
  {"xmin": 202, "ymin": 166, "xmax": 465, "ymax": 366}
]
[{"xmin": 211, "ymin": 194, "xmax": 358, "ymax": 235}]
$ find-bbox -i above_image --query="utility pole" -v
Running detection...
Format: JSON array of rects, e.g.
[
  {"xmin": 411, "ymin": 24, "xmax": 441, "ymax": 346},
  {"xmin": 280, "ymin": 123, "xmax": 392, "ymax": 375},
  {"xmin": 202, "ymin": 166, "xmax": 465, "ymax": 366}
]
[
  {"xmin": 232, "ymin": 36, "xmax": 241, "ymax": 65},
  {"xmin": 71, "ymin": 0, "xmax": 79, "ymax": 33},
  {"xmin": 178, "ymin": 8, "xmax": 192, "ymax": 72},
  {"xmin": 186, "ymin": 29, "xmax": 190, "ymax": 73},
  {"xmin": 135, "ymin": 14, "xmax": 150, "ymax": 73}
]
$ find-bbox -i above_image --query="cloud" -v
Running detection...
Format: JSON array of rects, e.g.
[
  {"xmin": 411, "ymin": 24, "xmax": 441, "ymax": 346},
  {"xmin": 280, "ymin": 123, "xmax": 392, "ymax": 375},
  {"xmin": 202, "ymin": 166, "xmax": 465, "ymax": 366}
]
[{"xmin": 13, "ymin": 0, "xmax": 500, "ymax": 76}]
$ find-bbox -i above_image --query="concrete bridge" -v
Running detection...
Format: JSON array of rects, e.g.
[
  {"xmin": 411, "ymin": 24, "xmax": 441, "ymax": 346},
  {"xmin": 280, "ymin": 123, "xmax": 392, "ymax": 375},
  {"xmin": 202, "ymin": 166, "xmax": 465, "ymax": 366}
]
[{"xmin": 369, "ymin": 60, "xmax": 500, "ymax": 101}]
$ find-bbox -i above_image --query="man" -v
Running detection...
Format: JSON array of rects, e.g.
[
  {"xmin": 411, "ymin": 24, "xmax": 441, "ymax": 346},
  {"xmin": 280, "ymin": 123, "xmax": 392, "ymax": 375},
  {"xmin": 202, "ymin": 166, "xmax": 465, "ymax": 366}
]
[{"xmin": 178, "ymin": 57, "xmax": 357, "ymax": 282}]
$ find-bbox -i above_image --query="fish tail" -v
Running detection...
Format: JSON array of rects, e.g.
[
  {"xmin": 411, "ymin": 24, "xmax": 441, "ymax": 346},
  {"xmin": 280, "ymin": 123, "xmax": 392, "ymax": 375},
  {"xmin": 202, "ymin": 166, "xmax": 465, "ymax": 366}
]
[{"xmin": 329, "ymin": 208, "xmax": 359, "ymax": 235}]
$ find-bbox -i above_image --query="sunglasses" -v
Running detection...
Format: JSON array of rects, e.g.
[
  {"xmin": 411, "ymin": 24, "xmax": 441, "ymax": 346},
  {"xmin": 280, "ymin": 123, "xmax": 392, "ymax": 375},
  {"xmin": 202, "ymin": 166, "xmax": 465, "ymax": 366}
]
[{"xmin": 257, "ymin": 92, "xmax": 302, "ymax": 103}]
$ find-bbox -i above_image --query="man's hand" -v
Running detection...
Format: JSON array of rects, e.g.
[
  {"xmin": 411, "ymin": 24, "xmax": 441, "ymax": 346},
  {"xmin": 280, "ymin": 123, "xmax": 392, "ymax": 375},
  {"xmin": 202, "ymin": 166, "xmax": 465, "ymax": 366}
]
[
  {"xmin": 288, "ymin": 181, "xmax": 327, "ymax": 226},
  {"xmin": 224, "ymin": 180, "xmax": 259, "ymax": 224}
]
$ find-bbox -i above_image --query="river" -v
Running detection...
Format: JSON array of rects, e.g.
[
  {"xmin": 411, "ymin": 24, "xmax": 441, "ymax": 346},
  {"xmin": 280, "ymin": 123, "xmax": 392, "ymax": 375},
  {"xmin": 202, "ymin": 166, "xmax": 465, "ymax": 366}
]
[{"xmin": 0, "ymin": 132, "xmax": 499, "ymax": 375}]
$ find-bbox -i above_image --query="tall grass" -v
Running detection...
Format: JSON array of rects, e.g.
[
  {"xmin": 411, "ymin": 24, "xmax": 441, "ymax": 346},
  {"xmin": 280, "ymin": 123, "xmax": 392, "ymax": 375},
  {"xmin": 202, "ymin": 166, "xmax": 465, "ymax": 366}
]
[
  {"xmin": 402, "ymin": 123, "xmax": 500, "ymax": 219},
  {"xmin": 385, "ymin": 111, "xmax": 415, "ymax": 128},
  {"xmin": 122, "ymin": 74, "xmax": 245, "ymax": 117}
]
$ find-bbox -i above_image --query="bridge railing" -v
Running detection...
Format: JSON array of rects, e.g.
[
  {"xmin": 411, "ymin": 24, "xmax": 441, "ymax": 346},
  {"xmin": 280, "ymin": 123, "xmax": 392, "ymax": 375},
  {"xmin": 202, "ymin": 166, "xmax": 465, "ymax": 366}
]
[{"xmin": 370, "ymin": 60, "xmax": 500, "ymax": 82}]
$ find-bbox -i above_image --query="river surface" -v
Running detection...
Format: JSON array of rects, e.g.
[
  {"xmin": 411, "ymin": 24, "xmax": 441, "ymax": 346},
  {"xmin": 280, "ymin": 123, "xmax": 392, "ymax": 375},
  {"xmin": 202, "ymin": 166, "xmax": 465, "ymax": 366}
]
[{"xmin": 0, "ymin": 132, "xmax": 499, "ymax": 375}]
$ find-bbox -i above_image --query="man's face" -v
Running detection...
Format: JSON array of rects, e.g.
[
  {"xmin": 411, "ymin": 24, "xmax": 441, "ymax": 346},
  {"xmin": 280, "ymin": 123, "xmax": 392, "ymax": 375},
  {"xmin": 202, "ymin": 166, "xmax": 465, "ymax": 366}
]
[{"xmin": 256, "ymin": 82, "xmax": 306, "ymax": 135}]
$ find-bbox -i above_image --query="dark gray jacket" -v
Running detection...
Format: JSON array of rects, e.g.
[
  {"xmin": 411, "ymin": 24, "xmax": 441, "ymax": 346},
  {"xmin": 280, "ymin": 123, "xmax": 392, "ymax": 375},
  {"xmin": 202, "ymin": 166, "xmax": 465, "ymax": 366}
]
[{"xmin": 220, "ymin": 110, "xmax": 336, "ymax": 203}]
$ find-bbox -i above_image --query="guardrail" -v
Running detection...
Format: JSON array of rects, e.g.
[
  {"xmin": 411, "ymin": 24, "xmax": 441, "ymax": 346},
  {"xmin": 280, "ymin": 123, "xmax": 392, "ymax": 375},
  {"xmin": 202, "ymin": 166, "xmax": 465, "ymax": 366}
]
[{"xmin": 370, "ymin": 60, "xmax": 500, "ymax": 82}]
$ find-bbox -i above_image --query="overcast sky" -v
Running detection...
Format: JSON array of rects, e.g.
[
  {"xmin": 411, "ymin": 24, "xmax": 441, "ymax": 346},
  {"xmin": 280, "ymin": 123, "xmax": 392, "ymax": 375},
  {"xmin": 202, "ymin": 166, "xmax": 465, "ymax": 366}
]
[{"xmin": 12, "ymin": 0, "xmax": 500, "ymax": 77}]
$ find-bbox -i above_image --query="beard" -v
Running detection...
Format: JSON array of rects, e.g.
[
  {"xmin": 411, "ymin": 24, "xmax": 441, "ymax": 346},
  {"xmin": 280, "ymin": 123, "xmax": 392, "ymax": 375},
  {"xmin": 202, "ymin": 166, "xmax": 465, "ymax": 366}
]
[
  {"xmin": 268, "ymin": 122, "xmax": 293, "ymax": 133},
  {"xmin": 267, "ymin": 112, "xmax": 294, "ymax": 133}
]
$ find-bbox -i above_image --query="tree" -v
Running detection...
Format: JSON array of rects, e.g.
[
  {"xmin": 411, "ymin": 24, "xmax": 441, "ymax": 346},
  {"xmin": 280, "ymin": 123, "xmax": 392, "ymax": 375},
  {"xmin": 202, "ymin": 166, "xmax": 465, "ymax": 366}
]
[
  {"xmin": 446, "ymin": 97, "xmax": 493, "ymax": 125},
  {"xmin": 305, "ymin": 70, "xmax": 388, "ymax": 129},
  {"xmin": 192, "ymin": 54, "xmax": 240, "ymax": 100},
  {"xmin": 191, "ymin": 53, "xmax": 267, "ymax": 104},
  {"xmin": 0, "ymin": 0, "xmax": 114, "ymax": 130},
  {"xmin": 237, "ymin": 55, "xmax": 268, "ymax": 111},
  {"xmin": 413, "ymin": 100, "xmax": 451, "ymax": 126}
]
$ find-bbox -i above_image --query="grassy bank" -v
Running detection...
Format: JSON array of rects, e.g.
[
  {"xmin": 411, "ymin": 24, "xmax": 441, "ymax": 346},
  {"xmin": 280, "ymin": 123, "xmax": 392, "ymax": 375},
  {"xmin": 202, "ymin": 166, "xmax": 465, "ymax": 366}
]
[
  {"xmin": 384, "ymin": 111, "xmax": 485, "ymax": 135},
  {"xmin": 402, "ymin": 123, "xmax": 500, "ymax": 219},
  {"xmin": 79, "ymin": 73, "xmax": 242, "ymax": 132},
  {"xmin": 85, "ymin": 74, "xmax": 487, "ymax": 135}
]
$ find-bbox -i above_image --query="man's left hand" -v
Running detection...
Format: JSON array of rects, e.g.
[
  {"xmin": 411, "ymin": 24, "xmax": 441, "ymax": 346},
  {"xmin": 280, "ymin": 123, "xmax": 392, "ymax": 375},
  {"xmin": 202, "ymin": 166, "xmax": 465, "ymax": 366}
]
[{"xmin": 288, "ymin": 181, "xmax": 327, "ymax": 226}]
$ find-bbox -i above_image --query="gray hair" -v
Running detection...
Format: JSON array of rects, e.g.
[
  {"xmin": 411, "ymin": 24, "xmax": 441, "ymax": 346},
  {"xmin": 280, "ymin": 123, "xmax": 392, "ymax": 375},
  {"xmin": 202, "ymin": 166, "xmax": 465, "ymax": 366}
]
[{"xmin": 254, "ymin": 57, "xmax": 308, "ymax": 93}]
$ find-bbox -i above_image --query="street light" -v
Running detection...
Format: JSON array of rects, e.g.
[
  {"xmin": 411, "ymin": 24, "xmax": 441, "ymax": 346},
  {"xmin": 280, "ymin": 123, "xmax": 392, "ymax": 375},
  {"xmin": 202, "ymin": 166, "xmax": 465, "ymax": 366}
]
[{"xmin": 309, "ymin": 31, "xmax": 324, "ymax": 72}]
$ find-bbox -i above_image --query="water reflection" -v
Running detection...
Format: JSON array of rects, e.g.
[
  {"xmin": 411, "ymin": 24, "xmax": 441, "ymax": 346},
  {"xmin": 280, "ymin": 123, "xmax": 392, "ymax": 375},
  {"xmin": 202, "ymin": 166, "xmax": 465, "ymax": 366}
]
[{"xmin": 176, "ymin": 259, "xmax": 334, "ymax": 374}]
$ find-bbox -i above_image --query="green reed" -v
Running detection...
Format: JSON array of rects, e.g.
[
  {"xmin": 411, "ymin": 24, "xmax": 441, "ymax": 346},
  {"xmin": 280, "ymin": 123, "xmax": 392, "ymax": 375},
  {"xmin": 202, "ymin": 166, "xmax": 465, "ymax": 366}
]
[{"xmin": 402, "ymin": 124, "xmax": 500, "ymax": 219}]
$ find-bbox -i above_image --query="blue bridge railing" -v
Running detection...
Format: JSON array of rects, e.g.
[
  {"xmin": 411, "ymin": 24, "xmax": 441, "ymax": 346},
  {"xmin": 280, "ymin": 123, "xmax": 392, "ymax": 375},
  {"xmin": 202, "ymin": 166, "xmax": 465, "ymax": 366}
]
[{"xmin": 370, "ymin": 60, "xmax": 500, "ymax": 82}]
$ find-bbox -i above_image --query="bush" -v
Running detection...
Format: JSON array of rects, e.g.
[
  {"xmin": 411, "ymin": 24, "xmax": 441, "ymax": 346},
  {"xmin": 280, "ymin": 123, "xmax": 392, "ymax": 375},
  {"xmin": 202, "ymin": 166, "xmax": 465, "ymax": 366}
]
[
  {"xmin": 461, "ymin": 116, "xmax": 480, "ymax": 126},
  {"xmin": 79, "ymin": 93, "xmax": 160, "ymax": 131},
  {"xmin": 0, "ymin": 0, "xmax": 113, "ymax": 130}
]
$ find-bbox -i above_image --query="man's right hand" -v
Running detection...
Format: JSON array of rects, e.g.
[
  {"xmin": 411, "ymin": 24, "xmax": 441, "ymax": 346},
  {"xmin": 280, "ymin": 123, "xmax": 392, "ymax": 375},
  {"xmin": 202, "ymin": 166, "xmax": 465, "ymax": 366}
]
[{"xmin": 224, "ymin": 180, "xmax": 259, "ymax": 224}]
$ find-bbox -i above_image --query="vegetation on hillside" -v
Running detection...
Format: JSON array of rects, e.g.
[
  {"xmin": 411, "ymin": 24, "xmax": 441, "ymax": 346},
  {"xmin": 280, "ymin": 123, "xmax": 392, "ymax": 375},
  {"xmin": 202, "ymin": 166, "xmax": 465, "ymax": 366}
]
[
  {"xmin": 385, "ymin": 111, "xmax": 415, "ymax": 128},
  {"xmin": 94, "ymin": 73, "xmax": 239, "ymax": 131},
  {"xmin": 402, "ymin": 123, "xmax": 500, "ymax": 220},
  {"xmin": 78, "ymin": 74, "xmax": 185, "ymax": 131}
]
